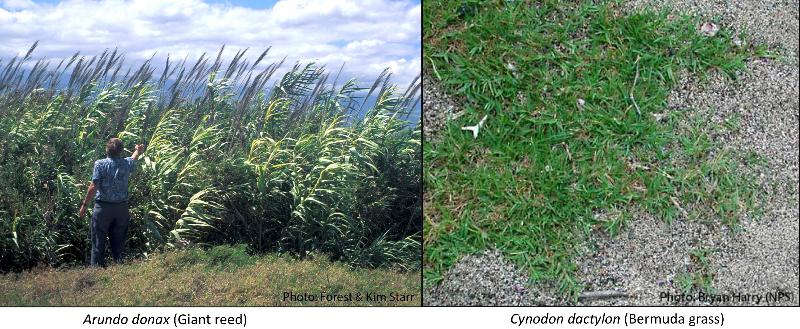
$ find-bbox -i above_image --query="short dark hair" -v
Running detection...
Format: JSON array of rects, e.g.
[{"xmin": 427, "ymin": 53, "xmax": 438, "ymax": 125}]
[{"xmin": 106, "ymin": 138, "xmax": 123, "ymax": 158}]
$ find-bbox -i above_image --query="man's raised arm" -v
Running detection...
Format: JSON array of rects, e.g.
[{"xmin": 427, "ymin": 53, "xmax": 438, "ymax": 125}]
[{"xmin": 131, "ymin": 144, "xmax": 145, "ymax": 161}]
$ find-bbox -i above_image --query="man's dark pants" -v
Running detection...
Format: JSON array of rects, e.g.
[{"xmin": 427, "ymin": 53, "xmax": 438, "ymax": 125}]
[{"xmin": 91, "ymin": 201, "xmax": 130, "ymax": 267}]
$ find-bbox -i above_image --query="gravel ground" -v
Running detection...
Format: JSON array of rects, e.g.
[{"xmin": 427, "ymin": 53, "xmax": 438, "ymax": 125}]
[
  {"xmin": 567, "ymin": 55, "xmax": 800, "ymax": 306},
  {"xmin": 422, "ymin": 73, "xmax": 462, "ymax": 143},
  {"xmin": 424, "ymin": 249, "xmax": 537, "ymax": 306},
  {"xmin": 624, "ymin": 0, "xmax": 799, "ymax": 64},
  {"xmin": 424, "ymin": 0, "xmax": 799, "ymax": 306}
]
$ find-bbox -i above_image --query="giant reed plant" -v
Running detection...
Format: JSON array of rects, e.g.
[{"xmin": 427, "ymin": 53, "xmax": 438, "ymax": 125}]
[{"xmin": 0, "ymin": 43, "xmax": 421, "ymax": 271}]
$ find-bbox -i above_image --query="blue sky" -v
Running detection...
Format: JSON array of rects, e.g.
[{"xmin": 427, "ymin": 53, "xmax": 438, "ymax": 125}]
[
  {"xmin": 25, "ymin": 0, "xmax": 282, "ymax": 8},
  {"xmin": 0, "ymin": 0, "xmax": 421, "ymax": 86}
]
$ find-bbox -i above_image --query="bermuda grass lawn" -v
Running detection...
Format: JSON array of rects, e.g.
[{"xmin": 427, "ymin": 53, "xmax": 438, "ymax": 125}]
[
  {"xmin": 0, "ymin": 245, "xmax": 420, "ymax": 306},
  {"xmin": 423, "ymin": 0, "xmax": 767, "ymax": 294}
]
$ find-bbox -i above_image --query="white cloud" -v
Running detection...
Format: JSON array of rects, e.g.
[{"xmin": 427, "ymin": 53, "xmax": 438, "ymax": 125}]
[{"xmin": 0, "ymin": 0, "xmax": 420, "ymax": 86}]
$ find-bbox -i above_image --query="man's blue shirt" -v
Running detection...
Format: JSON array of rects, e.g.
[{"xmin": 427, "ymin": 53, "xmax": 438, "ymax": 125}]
[{"xmin": 92, "ymin": 156, "xmax": 135, "ymax": 203}]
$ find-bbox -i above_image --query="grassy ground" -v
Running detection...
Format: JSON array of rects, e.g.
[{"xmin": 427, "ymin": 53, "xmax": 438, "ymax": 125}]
[
  {"xmin": 423, "ymin": 0, "xmax": 765, "ymax": 295},
  {"xmin": 0, "ymin": 245, "xmax": 420, "ymax": 306}
]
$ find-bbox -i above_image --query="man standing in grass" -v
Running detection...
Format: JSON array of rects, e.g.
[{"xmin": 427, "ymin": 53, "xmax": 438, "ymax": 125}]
[{"xmin": 78, "ymin": 138, "xmax": 145, "ymax": 267}]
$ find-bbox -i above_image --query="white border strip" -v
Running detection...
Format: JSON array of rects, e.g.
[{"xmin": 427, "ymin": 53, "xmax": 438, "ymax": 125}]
[{"xmin": 1, "ymin": 307, "xmax": 798, "ymax": 329}]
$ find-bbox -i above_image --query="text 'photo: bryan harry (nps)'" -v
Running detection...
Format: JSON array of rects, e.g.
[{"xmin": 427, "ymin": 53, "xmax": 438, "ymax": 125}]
[{"xmin": 0, "ymin": 0, "xmax": 423, "ymax": 306}]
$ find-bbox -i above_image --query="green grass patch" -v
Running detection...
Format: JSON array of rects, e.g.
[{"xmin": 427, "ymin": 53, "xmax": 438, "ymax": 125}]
[
  {"xmin": 168, "ymin": 244, "xmax": 256, "ymax": 272},
  {"xmin": 423, "ymin": 0, "xmax": 763, "ymax": 295},
  {"xmin": 676, "ymin": 248, "xmax": 716, "ymax": 294}
]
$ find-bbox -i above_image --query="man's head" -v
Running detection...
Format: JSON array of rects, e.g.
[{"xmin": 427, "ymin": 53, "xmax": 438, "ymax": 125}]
[{"xmin": 106, "ymin": 138, "xmax": 124, "ymax": 158}]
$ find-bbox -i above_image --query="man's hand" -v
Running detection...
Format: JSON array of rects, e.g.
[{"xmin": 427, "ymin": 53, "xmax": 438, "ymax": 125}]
[
  {"xmin": 80, "ymin": 182, "xmax": 96, "ymax": 218},
  {"xmin": 132, "ymin": 143, "xmax": 146, "ymax": 160}
]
